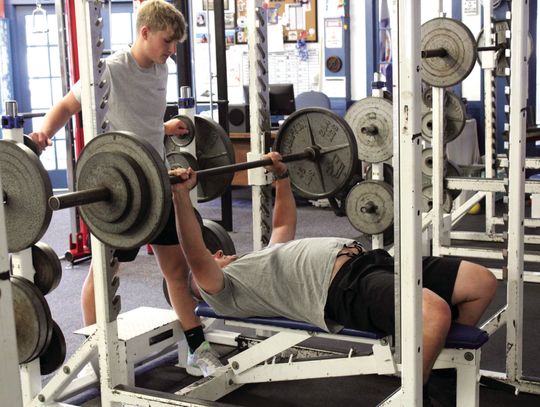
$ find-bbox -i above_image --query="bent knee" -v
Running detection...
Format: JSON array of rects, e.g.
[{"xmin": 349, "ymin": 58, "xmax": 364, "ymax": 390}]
[{"xmin": 423, "ymin": 288, "xmax": 452, "ymax": 330}]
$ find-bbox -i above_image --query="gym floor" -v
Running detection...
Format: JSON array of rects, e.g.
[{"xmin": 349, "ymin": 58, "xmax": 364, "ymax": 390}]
[{"xmin": 41, "ymin": 187, "xmax": 540, "ymax": 406}]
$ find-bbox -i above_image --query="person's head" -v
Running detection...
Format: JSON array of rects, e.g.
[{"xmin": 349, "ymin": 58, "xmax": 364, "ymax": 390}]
[
  {"xmin": 188, "ymin": 250, "xmax": 238, "ymax": 301},
  {"xmin": 134, "ymin": 0, "xmax": 187, "ymax": 65}
]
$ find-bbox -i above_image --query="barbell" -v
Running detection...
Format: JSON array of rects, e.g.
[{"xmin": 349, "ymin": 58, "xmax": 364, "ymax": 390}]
[{"xmin": 0, "ymin": 109, "xmax": 358, "ymax": 251}]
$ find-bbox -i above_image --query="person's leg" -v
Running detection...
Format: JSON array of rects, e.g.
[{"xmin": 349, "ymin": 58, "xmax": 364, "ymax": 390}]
[
  {"xmin": 152, "ymin": 243, "xmax": 201, "ymax": 331},
  {"xmin": 422, "ymin": 288, "xmax": 452, "ymax": 383},
  {"xmin": 451, "ymin": 260, "xmax": 497, "ymax": 326}
]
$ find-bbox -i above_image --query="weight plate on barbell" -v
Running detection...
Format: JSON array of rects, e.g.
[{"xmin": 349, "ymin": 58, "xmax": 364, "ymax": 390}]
[
  {"xmin": 445, "ymin": 160, "xmax": 463, "ymax": 200},
  {"xmin": 276, "ymin": 108, "xmax": 359, "ymax": 199},
  {"xmin": 0, "ymin": 140, "xmax": 53, "ymax": 253},
  {"xmin": 11, "ymin": 276, "xmax": 53, "ymax": 364},
  {"xmin": 164, "ymin": 115, "xmax": 196, "ymax": 150},
  {"xmin": 167, "ymin": 151, "xmax": 199, "ymax": 171},
  {"xmin": 24, "ymin": 135, "xmax": 41, "ymax": 156},
  {"xmin": 195, "ymin": 115, "xmax": 236, "ymax": 202},
  {"xmin": 422, "ymin": 185, "xmax": 453, "ymax": 213},
  {"xmin": 32, "ymin": 242, "xmax": 62, "ymax": 296},
  {"xmin": 76, "ymin": 131, "xmax": 171, "ymax": 250},
  {"xmin": 476, "ymin": 21, "xmax": 533, "ymax": 77},
  {"xmin": 421, "ymin": 18, "xmax": 476, "ymax": 87},
  {"xmin": 365, "ymin": 163, "xmax": 394, "ymax": 186},
  {"xmin": 345, "ymin": 180, "xmax": 394, "ymax": 235},
  {"xmin": 344, "ymin": 97, "xmax": 393, "ymax": 163},
  {"xmin": 40, "ymin": 320, "xmax": 66, "ymax": 375}
]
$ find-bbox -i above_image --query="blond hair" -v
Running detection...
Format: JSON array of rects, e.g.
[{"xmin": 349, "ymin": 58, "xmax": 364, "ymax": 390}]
[{"xmin": 136, "ymin": 0, "xmax": 187, "ymax": 42}]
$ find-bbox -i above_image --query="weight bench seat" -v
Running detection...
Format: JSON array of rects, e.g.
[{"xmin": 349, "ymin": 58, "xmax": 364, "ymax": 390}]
[{"xmin": 196, "ymin": 303, "xmax": 489, "ymax": 349}]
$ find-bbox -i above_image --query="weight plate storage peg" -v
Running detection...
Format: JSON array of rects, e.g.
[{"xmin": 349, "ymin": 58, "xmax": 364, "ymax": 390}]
[
  {"xmin": 72, "ymin": 131, "xmax": 171, "ymax": 250},
  {"xmin": 31, "ymin": 241, "xmax": 62, "ymax": 296},
  {"xmin": 421, "ymin": 17, "xmax": 476, "ymax": 87},
  {"xmin": 345, "ymin": 180, "xmax": 394, "ymax": 235},
  {"xmin": 0, "ymin": 140, "xmax": 53, "ymax": 252},
  {"xmin": 344, "ymin": 97, "xmax": 393, "ymax": 163},
  {"xmin": 275, "ymin": 108, "xmax": 359, "ymax": 199},
  {"xmin": 195, "ymin": 115, "xmax": 236, "ymax": 202}
]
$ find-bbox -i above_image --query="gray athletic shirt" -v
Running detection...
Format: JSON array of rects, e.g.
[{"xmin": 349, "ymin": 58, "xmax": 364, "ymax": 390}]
[
  {"xmin": 199, "ymin": 237, "xmax": 354, "ymax": 333},
  {"xmin": 72, "ymin": 48, "xmax": 168, "ymax": 157}
]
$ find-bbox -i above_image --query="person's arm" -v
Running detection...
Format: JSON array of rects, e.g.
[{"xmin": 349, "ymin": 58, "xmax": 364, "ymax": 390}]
[
  {"xmin": 164, "ymin": 117, "xmax": 189, "ymax": 136},
  {"xmin": 265, "ymin": 152, "xmax": 297, "ymax": 245},
  {"xmin": 29, "ymin": 90, "xmax": 81, "ymax": 151},
  {"xmin": 170, "ymin": 167, "xmax": 225, "ymax": 294}
]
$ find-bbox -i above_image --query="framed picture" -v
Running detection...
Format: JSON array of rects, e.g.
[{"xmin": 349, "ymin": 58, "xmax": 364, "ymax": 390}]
[
  {"xmin": 202, "ymin": 0, "xmax": 230, "ymax": 11},
  {"xmin": 196, "ymin": 12, "xmax": 206, "ymax": 27},
  {"xmin": 224, "ymin": 12, "xmax": 235, "ymax": 29}
]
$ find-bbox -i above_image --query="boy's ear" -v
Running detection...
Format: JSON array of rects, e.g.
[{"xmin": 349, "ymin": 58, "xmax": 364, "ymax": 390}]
[{"xmin": 140, "ymin": 25, "xmax": 150, "ymax": 40}]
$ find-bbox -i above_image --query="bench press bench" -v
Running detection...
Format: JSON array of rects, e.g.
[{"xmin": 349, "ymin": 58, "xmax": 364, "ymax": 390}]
[{"xmin": 182, "ymin": 303, "xmax": 488, "ymax": 406}]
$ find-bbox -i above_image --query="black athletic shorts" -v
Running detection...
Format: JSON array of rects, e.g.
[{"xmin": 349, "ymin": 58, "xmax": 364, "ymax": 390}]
[
  {"xmin": 112, "ymin": 202, "xmax": 179, "ymax": 262},
  {"xmin": 324, "ymin": 250, "xmax": 462, "ymax": 335}
]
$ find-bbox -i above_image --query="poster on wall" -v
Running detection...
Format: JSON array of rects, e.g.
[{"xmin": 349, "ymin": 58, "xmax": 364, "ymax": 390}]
[
  {"xmin": 202, "ymin": 0, "xmax": 229, "ymax": 11},
  {"xmin": 235, "ymin": 0, "xmax": 317, "ymax": 44}
]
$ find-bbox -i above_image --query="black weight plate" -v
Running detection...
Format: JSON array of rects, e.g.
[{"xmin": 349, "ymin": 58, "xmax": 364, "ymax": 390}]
[
  {"xmin": 76, "ymin": 131, "xmax": 171, "ymax": 250},
  {"xmin": 11, "ymin": 276, "xmax": 53, "ymax": 364},
  {"xmin": 24, "ymin": 135, "xmax": 41, "ymax": 156},
  {"xmin": 445, "ymin": 160, "xmax": 463, "ymax": 200},
  {"xmin": 276, "ymin": 108, "xmax": 358, "ymax": 199},
  {"xmin": 164, "ymin": 115, "xmax": 196, "ymax": 151},
  {"xmin": 32, "ymin": 242, "xmax": 62, "ymax": 295},
  {"xmin": 40, "ymin": 320, "xmax": 66, "ymax": 375},
  {"xmin": 444, "ymin": 92, "xmax": 466, "ymax": 143},
  {"xmin": 345, "ymin": 180, "xmax": 394, "ymax": 235},
  {"xmin": 421, "ymin": 18, "xmax": 476, "ymax": 87},
  {"xmin": 365, "ymin": 163, "xmax": 394, "ymax": 185},
  {"xmin": 345, "ymin": 97, "xmax": 393, "ymax": 163},
  {"xmin": 0, "ymin": 140, "xmax": 53, "ymax": 252},
  {"xmin": 78, "ymin": 151, "xmax": 149, "ymax": 235},
  {"xmin": 202, "ymin": 219, "xmax": 236, "ymax": 256},
  {"xmin": 195, "ymin": 116, "xmax": 236, "ymax": 202},
  {"xmin": 166, "ymin": 151, "xmax": 199, "ymax": 171}
]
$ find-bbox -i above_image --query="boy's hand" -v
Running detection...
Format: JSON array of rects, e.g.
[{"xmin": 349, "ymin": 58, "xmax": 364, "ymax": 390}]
[
  {"xmin": 263, "ymin": 152, "xmax": 287, "ymax": 177},
  {"xmin": 170, "ymin": 167, "xmax": 198, "ymax": 192},
  {"xmin": 29, "ymin": 132, "xmax": 53, "ymax": 152},
  {"xmin": 164, "ymin": 117, "xmax": 189, "ymax": 137}
]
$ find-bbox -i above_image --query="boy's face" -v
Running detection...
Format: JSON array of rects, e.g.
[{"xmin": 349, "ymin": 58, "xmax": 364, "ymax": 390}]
[{"xmin": 142, "ymin": 26, "xmax": 177, "ymax": 65}]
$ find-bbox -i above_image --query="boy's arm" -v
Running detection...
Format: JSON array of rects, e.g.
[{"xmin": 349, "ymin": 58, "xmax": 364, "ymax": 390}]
[
  {"xmin": 266, "ymin": 153, "xmax": 297, "ymax": 245},
  {"xmin": 29, "ymin": 90, "xmax": 81, "ymax": 151},
  {"xmin": 171, "ymin": 168, "xmax": 225, "ymax": 294}
]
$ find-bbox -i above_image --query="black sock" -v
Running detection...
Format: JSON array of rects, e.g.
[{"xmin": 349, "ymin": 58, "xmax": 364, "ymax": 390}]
[{"xmin": 184, "ymin": 326, "xmax": 205, "ymax": 353}]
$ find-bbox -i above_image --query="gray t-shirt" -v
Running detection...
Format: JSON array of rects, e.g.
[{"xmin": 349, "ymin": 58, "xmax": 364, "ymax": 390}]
[
  {"xmin": 72, "ymin": 48, "xmax": 168, "ymax": 157},
  {"xmin": 199, "ymin": 237, "xmax": 354, "ymax": 332}
]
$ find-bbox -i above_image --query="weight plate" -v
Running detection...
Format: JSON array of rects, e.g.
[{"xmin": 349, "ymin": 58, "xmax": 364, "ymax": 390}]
[
  {"xmin": 32, "ymin": 242, "xmax": 62, "ymax": 296},
  {"xmin": 421, "ymin": 18, "xmax": 476, "ymax": 87},
  {"xmin": 422, "ymin": 87, "xmax": 449, "ymax": 109},
  {"xmin": 276, "ymin": 108, "xmax": 359, "ymax": 199},
  {"xmin": 365, "ymin": 163, "xmax": 394, "ymax": 185},
  {"xmin": 166, "ymin": 151, "xmax": 199, "ymax": 171},
  {"xmin": 78, "ymin": 151, "xmax": 149, "ymax": 235},
  {"xmin": 40, "ymin": 320, "xmax": 66, "ymax": 375},
  {"xmin": 0, "ymin": 140, "xmax": 53, "ymax": 252},
  {"xmin": 345, "ymin": 180, "xmax": 394, "ymax": 235},
  {"xmin": 422, "ymin": 185, "xmax": 453, "ymax": 213},
  {"xmin": 476, "ymin": 21, "xmax": 534, "ymax": 76},
  {"xmin": 421, "ymin": 112, "xmax": 434, "ymax": 141},
  {"xmin": 444, "ymin": 91, "xmax": 466, "ymax": 143},
  {"xmin": 11, "ymin": 276, "xmax": 53, "ymax": 364},
  {"xmin": 164, "ymin": 115, "xmax": 196, "ymax": 151},
  {"xmin": 422, "ymin": 148, "xmax": 449, "ymax": 178},
  {"xmin": 24, "ymin": 135, "xmax": 41, "ymax": 156},
  {"xmin": 345, "ymin": 97, "xmax": 393, "ymax": 163},
  {"xmin": 445, "ymin": 160, "xmax": 463, "ymax": 200},
  {"xmin": 76, "ymin": 131, "xmax": 171, "ymax": 250},
  {"xmin": 195, "ymin": 116, "xmax": 236, "ymax": 202}
]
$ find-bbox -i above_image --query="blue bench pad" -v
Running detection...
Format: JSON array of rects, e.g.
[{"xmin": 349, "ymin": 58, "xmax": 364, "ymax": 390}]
[{"xmin": 196, "ymin": 303, "xmax": 488, "ymax": 349}]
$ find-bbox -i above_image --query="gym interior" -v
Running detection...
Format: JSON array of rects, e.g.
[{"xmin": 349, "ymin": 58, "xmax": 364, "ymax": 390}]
[{"xmin": 1, "ymin": 0, "xmax": 540, "ymax": 406}]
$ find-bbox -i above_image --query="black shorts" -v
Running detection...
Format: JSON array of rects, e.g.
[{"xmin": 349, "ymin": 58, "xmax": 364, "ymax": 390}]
[
  {"xmin": 324, "ymin": 254, "xmax": 462, "ymax": 335},
  {"xmin": 112, "ymin": 202, "xmax": 179, "ymax": 262}
]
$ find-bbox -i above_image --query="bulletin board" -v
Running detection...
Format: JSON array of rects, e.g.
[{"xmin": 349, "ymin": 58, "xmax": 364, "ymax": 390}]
[{"xmin": 235, "ymin": 0, "xmax": 318, "ymax": 44}]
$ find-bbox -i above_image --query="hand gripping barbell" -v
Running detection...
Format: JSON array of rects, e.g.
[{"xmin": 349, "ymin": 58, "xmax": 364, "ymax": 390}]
[{"xmin": 43, "ymin": 108, "xmax": 358, "ymax": 250}]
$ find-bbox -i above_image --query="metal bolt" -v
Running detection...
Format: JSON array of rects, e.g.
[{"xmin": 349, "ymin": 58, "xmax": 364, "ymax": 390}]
[
  {"xmin": 228, "ymin": 379, "xmax": 234, "ymax": 386},
  {"xmin": 464, "ymin": 352, "xmax": 474, "ymax": 361},
  {"xmin": 38, "ymin": 394, "xmax": 45, "ymax": 402},
  {"xmin": 63, "ymin": 366, "xmax": 71, "ymax": 374},
  {"xmin": 232, "ymin": 361, "xmax": 239, "ymax": 370}
]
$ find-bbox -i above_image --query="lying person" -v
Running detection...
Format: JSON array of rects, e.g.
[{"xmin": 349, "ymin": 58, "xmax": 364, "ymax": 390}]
[{"xmin": 170, "ymin": 153, "xmax": 497, "ymax": 404}]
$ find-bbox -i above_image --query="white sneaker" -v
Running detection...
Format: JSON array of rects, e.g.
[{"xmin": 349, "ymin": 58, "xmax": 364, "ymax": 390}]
[{"xmin": 186, "ymin": 341, "xmax": 223, "ymax": 377}]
